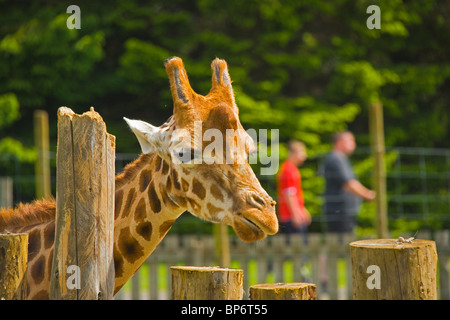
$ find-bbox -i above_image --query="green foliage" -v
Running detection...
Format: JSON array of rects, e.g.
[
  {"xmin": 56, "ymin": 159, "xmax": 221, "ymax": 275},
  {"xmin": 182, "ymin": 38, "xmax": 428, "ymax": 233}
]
[
  {"xmin": 0, "ymin": 0, "xmax": 449, "ymax": 234},
  {"xmin": 0, "ymin": 137, "xmax": 36, "ymax": 163},
  {"xmin": 0, "ymin": 93, "xmax": 19, "ymax": 128}
]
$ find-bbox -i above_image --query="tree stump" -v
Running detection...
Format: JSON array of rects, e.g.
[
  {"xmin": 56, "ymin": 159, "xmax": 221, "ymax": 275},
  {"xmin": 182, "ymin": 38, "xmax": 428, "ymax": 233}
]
[
  {"xmin": 249, "ymin": 283, "xmax": 317, "ymax": 300},
  {"xmin": 170, "ymin": 266, "xmax": 243, "ymax": 300},
  {"xmin": 350, "ymin": 238, "xmax": 438, "ymax": 300},
  {"xmin": 0, "ymin": 233, "xmax": 28, "ymax": 300}
]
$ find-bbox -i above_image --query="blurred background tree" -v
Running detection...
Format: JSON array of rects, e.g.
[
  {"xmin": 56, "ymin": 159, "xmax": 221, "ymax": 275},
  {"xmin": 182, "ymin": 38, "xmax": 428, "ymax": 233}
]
[{"xmin": 0, "ymin": 0, "xmax": 449, "ymax": 234}]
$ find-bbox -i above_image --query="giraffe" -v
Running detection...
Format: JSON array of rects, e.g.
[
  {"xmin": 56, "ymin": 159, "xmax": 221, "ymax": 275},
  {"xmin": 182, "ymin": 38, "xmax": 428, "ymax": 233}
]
[{"xmin": 0, "ymin": 57, "xmax": 278, "ymax": 299}]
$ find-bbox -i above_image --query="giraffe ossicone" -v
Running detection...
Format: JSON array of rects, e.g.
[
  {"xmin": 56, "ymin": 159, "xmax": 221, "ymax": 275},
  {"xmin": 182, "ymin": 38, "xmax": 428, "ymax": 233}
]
[{"xmin": 0, "ymin": 56, "xmax": 278, "ymax": 299}]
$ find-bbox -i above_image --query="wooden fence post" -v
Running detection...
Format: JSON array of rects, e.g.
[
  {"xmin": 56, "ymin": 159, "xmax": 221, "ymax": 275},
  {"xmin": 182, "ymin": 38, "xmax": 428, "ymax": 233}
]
[
  {"xmin": 0, "ymin": 233, "xmax": 28, "ymax": 300},
  {"xmin": 0, "ymin": 177, "xmax": 13, "ymax": 209},
  {"xmin": 34, "ymin": 110, "xmax": 51, "ymax": 199},
  {"xmin": 170, "ymin": 266, "xmax": 243, "ymax": 300},
  {"xmin": 350, "ymin": 238, "xmax": 438, "ymax": 300},
  {"xmin": 369, "ymin": 102, "xmax": 388, "ymax": 238},
  {"xmin": 436, "ymin": 230, "xmax": 450, "ymax": 299},
  {"xmin": 50, "ymin": 107, "xmax": 115, "ymax": 300},
  {"xmin": 250, "ymin": 283, "xmax": 317, "ymax": 300},
  {"xmin": 213, "ymin": 224, "xmax": 230, "ymax": 267}
]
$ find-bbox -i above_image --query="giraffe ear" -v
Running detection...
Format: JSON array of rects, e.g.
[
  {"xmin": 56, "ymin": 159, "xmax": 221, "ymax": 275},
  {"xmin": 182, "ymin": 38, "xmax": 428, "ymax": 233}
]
[{"xmin": 124, "ymin": 117, "xmax": 163, "ymax": 154}]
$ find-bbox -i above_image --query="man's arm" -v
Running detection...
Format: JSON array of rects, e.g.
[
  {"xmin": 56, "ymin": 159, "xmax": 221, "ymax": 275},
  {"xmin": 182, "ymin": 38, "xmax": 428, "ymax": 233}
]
[
  {"xmin": 284, "ymin": 189, "xmax": 311, "ymax": 227},
  {"xmin": 343, "ymin": 179, "xmax": 376, "ymax": 201}
]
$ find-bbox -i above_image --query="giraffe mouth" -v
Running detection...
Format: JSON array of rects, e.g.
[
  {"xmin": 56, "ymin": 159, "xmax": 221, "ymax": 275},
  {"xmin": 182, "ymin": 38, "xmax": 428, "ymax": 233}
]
[
  {"xmin": 233, "ymin": 210, "xmax": 277, "ymax": 242},
  {"xmin": 243, "ymin": 217, "xmax": 259, "ymax": 229},
  {"xmin": 233, "ymin": 216, "xmax": 266, "ymax": 242}
]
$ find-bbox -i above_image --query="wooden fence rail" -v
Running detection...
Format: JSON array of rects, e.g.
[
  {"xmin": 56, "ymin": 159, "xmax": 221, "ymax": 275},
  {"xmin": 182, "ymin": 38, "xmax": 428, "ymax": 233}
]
[{"xmin": 115, "ymin": 230, "xmax": 450, "ymax": 300}]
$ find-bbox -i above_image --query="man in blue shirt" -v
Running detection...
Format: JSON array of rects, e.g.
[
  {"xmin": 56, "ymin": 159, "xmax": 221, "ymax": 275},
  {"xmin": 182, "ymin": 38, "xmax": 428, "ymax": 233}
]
[
  {"xmin": 323, "ymin": 131, "xmax": 376, "ymax": 233},
  {"xmin": 319, "ymin": 131, "xmax": 376, "ymax": 295}
]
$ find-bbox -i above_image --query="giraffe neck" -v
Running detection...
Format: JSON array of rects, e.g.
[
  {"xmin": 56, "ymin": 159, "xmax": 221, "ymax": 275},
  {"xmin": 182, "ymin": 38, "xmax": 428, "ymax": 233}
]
[
  {"xmin": 0, "ymin": 146, "xmax": 191, "ymax": 299},
  {"xmin": 112, "ymin": 152, "xmax": 187, "ymax": 293}
]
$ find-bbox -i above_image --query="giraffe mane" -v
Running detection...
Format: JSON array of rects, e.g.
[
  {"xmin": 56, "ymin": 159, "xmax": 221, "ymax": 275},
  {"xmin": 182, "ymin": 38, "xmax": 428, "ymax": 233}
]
[
  {"xmin": 0, "ymin": 198, "xmax": 56, "ymax": 232},
  {"xmin": 115, "ymin": 153, "xmax": 155, "ymax": 190},
  {"xmin": 0, "ymin": 153, "xmax": 156, "ymax": 233}
]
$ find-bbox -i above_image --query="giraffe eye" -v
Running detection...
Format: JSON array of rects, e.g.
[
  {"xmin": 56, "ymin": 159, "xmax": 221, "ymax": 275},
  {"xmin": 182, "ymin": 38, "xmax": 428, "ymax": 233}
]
[{"xmin": 173, "ymin": 148, "xmax": 201, "ymax": 164}]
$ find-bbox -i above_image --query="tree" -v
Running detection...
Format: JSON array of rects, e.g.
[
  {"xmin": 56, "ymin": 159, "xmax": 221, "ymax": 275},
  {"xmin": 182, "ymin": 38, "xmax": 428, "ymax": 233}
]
[{"xmin": 1, "ymin": 0, "xmax": 449, "ymax": 232}]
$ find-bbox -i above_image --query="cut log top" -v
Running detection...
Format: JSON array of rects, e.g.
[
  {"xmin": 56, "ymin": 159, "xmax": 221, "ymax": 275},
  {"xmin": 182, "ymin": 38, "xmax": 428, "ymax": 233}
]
[
  {"xmin": 58, "ymin": 106, "xmax": 106, "ymax": 124},
  {"xmin": 251, "ymin": 282, "xmax": 315, "ymax": 290},
  {"xmin": 170, "ymin": 266, "xmax": 240, "ymax": 273},
  {"xmin": 57, "ymin": 106, "xmax": 115, "ymax": 150},
  {"xmin": 350, "ymin": 238, "xmax": 435, "ymax": 249},
  {"xmin": 58, "ymin": 106, "xmax": 75, "ymax": 118},
  {"xmin": 250, "ymin": 282, "xmax": 317, "ymax": 300}
]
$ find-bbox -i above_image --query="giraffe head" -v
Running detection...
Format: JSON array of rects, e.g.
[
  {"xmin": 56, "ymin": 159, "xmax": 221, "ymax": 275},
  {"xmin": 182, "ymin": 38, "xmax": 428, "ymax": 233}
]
[{"xmin": 124, "ymin": 57, "xmax": 278, "ymax": 242}]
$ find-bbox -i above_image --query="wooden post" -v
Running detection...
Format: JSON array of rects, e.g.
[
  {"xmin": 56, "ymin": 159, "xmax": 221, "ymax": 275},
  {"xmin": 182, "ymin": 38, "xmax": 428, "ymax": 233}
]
[
  {"xmin": 170, "ymin": 266, "xmax": 243, "ymax": 300},
  {"xmin": 50, "ymin": 107, "xmax": 116, "ymax": 300},
  {"xmin": 369, "ymin": 102, "xmax": 388, "ymax": 238},
  {"xmin": 249, "ymin": 283, "xmax": 317, "ymax": 300},
  {"xmin": 0, "ymin": 233, "xmax": 28, "ymax": 300},
  {"xmin": 34, "ymin": 110, "xmax": 51, "ymax": 199},
  {"xmin": 436, "ymin": 230, "xmax": 450, "ymax": 300},
  {"xmin": 213, "ymin": 224, "xmax": 230, "ymax": 267},
  {"xmin": 350, "ymin": 239, "xmax": 438, "ymax": 300},
  {"xmin": 0, "ymin": 177, "xmax": 13, "ymax": 209},
  {"xmin": 325, "ymin": 233, "xmax": 339, "ymax": 299}
]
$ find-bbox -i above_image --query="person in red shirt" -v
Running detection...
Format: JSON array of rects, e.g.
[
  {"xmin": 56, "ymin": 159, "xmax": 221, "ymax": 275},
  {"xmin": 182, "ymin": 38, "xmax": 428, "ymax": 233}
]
[{"xmin": 277, "ymin": 140, "xmax": 311, "ymax": 233}]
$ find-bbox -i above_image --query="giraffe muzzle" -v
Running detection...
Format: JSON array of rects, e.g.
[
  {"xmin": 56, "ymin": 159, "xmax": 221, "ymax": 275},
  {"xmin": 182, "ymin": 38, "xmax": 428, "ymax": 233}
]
[{"xmin": 232, "ymin": 207, "xmax": 278, "ymax": 242}]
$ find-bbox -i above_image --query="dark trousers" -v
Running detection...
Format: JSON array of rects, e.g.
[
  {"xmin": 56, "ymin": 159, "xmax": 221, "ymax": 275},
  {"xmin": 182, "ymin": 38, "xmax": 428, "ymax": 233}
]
[
  {"xmin": 279, "ymin": 221, "xmax": 308, "ymax": 245},
  {"xmin": 325, "ymin": 212, "xmax": 355, "ymax": 233}
]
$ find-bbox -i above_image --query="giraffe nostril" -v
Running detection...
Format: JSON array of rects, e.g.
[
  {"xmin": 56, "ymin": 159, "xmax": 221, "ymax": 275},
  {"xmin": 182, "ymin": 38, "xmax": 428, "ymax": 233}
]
[
  {"xmin": 255, "ymin": 197, "xmax": 266, "ymax": 207},
  {"xmin": 249, "ymin": 194, "xmax": 265, "ymax": 209}
]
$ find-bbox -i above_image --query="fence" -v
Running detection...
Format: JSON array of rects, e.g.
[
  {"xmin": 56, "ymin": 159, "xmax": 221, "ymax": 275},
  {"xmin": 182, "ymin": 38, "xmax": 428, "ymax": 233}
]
[
  {"xmin": 1, "ymin": 146, "xmax": 449, "ymax": 299},
  {"xmin": 2, "ymin": 146, "xmax": 449, "ymax": 227},
  {"xmin": 383, "ymin": 147, "xmax": 450, "ymax": 222},
  {"xmin": 114, "ymin": 230, "xmax": 450, "ymax": 300}
]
